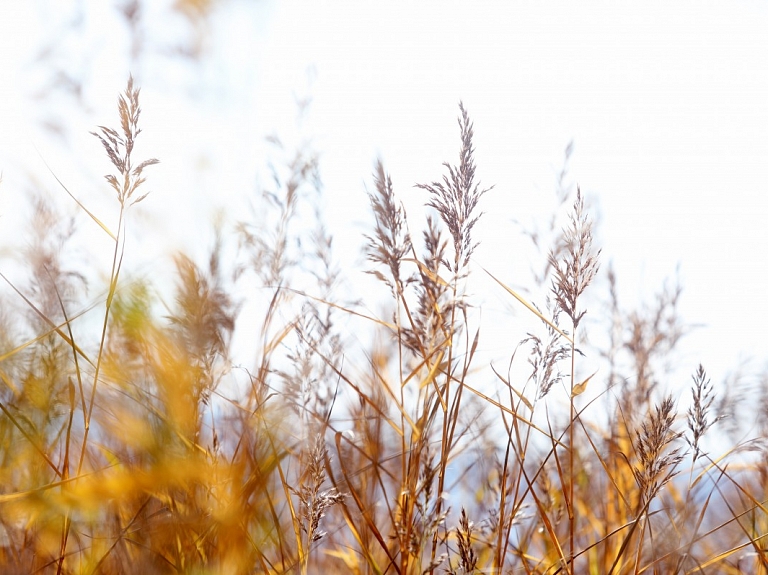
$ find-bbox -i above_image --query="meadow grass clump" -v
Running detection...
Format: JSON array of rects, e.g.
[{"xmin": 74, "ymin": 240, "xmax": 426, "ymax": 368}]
[{"xmin": 1, "ymin": 77, "xmax": 768, "ymax": 575}]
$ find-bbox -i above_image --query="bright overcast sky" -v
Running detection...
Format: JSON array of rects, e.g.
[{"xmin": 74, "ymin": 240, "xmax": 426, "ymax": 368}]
[{"xmin": 1, "ymin": 1, "xmax": 768, "ymax": 391}]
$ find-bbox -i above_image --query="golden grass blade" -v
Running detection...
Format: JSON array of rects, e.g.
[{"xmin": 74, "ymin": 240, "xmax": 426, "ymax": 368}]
[
  {"xmin": 333, "ymin": 507, "xmax": 385, "ymax": 575},
  {"xmin": 0, "ymin": 401, "xmax": 63, "ymax": 478},
  {"xmin": 416, "ymin": 349, "xmax": 448, "ymax": 413},
  {"xmin": 277, "ymin": 287, "xmax": 399, "ymax": 331},
  {"xmin": 687, "ymin": 535, "xmax": 768, "ymax": 573},
  {"xmin": 273, "ymin": 446, "xmax": 304, "ymax": 568},
  {"xmin": 0, "ymin": 272, "xmax": 97, "ymax": 367},
  {"xmin": 462, "ymin": 382, "xmax": 565, "ymax": 447},
  {"xmin": 35, "ymin": 147, "xmax": 117, "ymax": 241},
  {"xmin": 523, "ymin": 477, "xmax": 571, "ymax": 573},
  {"xmin": 334, "ymin": 432, "xmax": 397, "ymax": 569},
  {"xmin": 0, "ymin": 464, "xmax": 120, "ymax": 504},
  {"xmin": 0, "ymin": 369, "xmax": 19, "ymax": 395},
  {"xmin": 550, "ymin": 514, "xmax": 656, "ymax": 575},
  {"xmin": 403, "ymin": 257, "xmax": 450, "ymax": 287},
  {"xmin": 490, "ymin": 363, "xmax": 533, "ymax": 411},
  {"xmin": 264, "ymin": 320, "xmax": 297, "ymax": 357},
  {"xmin": 301, "ymin": 336, "xmax": 414, "ymax": 439},
  {"xmin": 418, "ymin": 350, "xmax": 444, "ymax": 390},
  {"xmin": 481, "ymin": 265, "xmax": 573, "ymax": 345},
  {"xmin": 373, "ymin": 371, "xmax": 419, "ymax": 435}
]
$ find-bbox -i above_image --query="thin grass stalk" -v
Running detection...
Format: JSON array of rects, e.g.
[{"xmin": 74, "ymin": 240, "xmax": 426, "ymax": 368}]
[
  {"xmin": 364, "ymin": 161, "xmax": 416, "ymax": 571},
  {"xmin": 52, "ymin": 281, "xmax": 79, "ymax": 575},
  {"xmin": 431, "ymin": 274, "xmax": 459, "ymax": 566},
  {"xmin": 493, "ymin": 356, "xmax": 532, "ymax": 571},
  {"xmin": 415, "ymin": 103, "xmax": 490, "ymax": 572},
  {"xmin": 568, "ymin": 333, "xmax": 576, "ymax": 571},
  {"xmin": 78, "ymin": 208, "xmax": 124, "ymax": 471},
  {"xmin": 546, "ymin": 186, "xmax": 600, "ymax": 571},
  {"xmin": 499, "ymin": 414, "xmax": 529, "ymax": 571}
]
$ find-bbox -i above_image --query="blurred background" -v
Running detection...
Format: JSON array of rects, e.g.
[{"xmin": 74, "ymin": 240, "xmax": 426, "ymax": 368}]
[{"xmin": 1, "ymin": 0, "xmax": 767, "ymax": 405}]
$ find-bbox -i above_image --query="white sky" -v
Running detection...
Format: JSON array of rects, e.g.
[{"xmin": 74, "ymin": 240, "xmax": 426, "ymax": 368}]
[{"xmin": 1, "ymin": 1, "xmax": 768, "ymax": 404}]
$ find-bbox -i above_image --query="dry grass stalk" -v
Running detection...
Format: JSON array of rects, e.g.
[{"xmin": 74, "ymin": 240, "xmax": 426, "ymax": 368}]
[{"xmin": 546, "ymin": 185, "xmax": 601, "ymax": 571}]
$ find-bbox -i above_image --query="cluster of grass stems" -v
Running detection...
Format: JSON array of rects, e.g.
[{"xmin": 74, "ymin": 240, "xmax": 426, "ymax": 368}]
[{"xmin": 1, "ymin": 78, "xmax": 767, "ymax": 574}]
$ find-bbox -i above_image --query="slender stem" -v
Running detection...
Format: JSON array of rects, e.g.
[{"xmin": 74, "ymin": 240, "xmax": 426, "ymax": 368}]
[
  {"xmin": 76, "ymin": 206, "xmax": 125, "ymax": 477},
  {"xmin": 569, "ymin": 330, "xmax": 576, "ymax": 575},
  {"xmin": 429, "ymin": 276, "xmax": 458, "ymax": 570}
]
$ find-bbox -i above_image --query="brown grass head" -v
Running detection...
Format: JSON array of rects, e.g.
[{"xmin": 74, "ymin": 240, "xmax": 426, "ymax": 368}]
[
  {"xmin": 296, "ymin": 435, "xmax": 345, "ymax": 547},
  {"xmin": 91, "ymin": 75, "xmax": 159, "ymax": 207},
  {"xmin": 401, "ymin": 215, "xmax": 452, "ymax": 355},
  {"xmin": 417, "ymin": 102, "xmax": 492, "ymax": 273},
  {"xmin": 685, "ymin": 363, "xmax": 720, "ymax": 466},
  {"xmin": 365, "ymin": 159, "xmax": 412, "ymax": 295},
  {"xmin": 632, "ymin": 395, "xmax": 684, "ymax": 505},
  {"xmin": 548, "ymin": 186, "xmax": 600, "ymax": 330}
]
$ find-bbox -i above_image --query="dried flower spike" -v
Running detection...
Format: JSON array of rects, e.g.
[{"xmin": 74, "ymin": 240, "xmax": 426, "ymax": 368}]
[
  {"xmin": 549, "ymin": 187, "xmax": 600, "ymax": 329},
  {"xmin": 417, "ymin": 102, "xmax": 492, "ymax": 273},
  {"xmin": 91, "ymin": 75, "xmax": 159, "ymax": 206}
]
